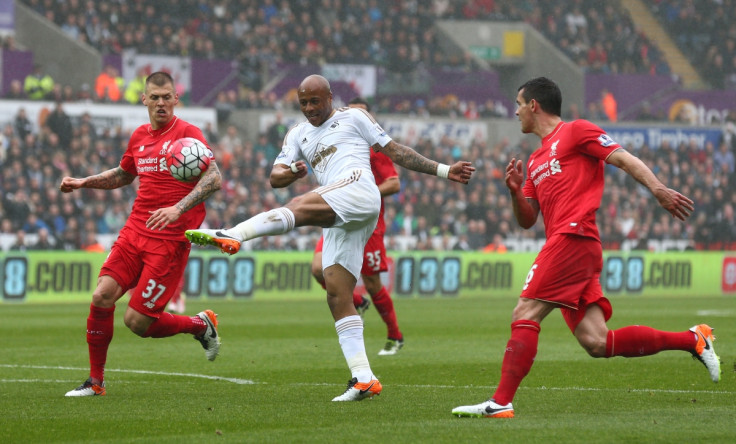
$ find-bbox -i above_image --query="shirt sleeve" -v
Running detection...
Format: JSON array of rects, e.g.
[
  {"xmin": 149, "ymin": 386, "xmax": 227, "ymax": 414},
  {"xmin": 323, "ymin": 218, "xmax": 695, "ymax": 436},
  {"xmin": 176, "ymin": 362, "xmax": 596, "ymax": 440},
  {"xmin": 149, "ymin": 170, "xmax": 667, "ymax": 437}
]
[
  {"xmin": 273, "ymin": 125, "xmax": 300, "ymax": 167},
  {"xmin": 573, "ymin": 120, "xmax": 621, "ymax": 161},
  {"xmin": 352, "ymin": 108, "xmax": 392, "ymax": 148}
]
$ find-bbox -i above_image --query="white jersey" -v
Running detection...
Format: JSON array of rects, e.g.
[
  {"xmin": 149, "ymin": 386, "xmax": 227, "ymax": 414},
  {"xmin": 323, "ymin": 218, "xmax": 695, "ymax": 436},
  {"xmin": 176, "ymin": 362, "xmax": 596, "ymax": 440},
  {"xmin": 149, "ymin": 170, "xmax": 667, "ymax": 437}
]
[{"xmin": 274, "ymin": 107, "xmax": 392, "ymax": 186}]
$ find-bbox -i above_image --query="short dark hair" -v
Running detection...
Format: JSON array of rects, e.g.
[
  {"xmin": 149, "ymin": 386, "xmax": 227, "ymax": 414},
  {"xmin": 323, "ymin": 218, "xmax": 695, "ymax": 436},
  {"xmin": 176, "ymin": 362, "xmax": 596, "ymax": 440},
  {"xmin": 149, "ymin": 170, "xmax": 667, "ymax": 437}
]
[
  {"xmin": 518, "ymin": 77, "xmax": 562, "ymax": 117},
  {"xmin": 348, "ymin": 97, "xmax": 371, "ymax": 112},
  {"xmin": 146, "ymin": 71, "xmax": 174, "ymax": 87}
]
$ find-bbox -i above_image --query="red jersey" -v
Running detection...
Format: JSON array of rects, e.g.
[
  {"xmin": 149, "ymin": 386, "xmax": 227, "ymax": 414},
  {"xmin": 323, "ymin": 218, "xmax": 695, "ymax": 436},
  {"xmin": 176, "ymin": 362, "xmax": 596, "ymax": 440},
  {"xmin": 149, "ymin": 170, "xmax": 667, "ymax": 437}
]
[
  {"xmin": 522, "ymin": 120, "xmax": 621, "ymax": 241},
  {"xmin": 120, "ymin": 117, "xmax": 213, "ymax": 241},
  {"xmin": 370, "ymin": 147, "xmax": 398, "ymax": 236}
]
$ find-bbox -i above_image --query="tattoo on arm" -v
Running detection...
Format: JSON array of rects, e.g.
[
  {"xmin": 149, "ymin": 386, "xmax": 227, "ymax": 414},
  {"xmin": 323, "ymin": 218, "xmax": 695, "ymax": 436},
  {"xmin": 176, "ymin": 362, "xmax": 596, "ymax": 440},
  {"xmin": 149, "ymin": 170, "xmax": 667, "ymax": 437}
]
[
  {"xmin": 84, "ymin": 167, "xmax": 135, "ymax": 189},
  {"xmin": 175, "ymin": 162, "xmax": 222, "ymax": 213},
  {"xmin": 378, "ymin": 140, "xmax": 438, "ymax": 175}
]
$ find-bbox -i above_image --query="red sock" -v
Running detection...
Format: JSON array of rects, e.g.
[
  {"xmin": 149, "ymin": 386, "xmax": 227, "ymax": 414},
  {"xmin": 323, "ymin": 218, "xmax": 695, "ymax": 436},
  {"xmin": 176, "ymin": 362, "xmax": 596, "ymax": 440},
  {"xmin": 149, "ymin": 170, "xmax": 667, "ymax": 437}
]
[
  {"xmin": 142, "ymin": 312, "xmax": 206, "ymax": 338},
  {"xmin": 605, "ymin": 326, "xmax": 696, "ymax": 357},
  {"xmin": 87, "ymin": 304, "xmax": 115, "ymax": 382},
  {"xmin": 492, "ymin": 320, "xmax": 541, "ymax": 406},
  {"xmin": 353, "ymin": 292, "xmax": 364, "ymax": 307},
  {"xmin": 371, "ymin": 287, "xmax": 402, "ymax": 339}
]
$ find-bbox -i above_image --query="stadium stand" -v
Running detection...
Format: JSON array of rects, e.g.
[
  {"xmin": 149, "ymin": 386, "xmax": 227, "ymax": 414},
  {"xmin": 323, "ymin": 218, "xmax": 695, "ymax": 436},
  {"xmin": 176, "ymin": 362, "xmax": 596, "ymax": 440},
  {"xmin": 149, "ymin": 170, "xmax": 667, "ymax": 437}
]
[
  {"xmin": 1, "ymin": 104, "xmax": 735, "ymax": 253},
  {"xmin": 2, "ymin": 0, "xmax": 735, "ymax": 252},
  {"xmin": 651, "ymin": 0, "xmax": 736, "ymax": 90},
  {"xmin": 17, "ymin": 0, "xmax": 671, "ymax": 113}
]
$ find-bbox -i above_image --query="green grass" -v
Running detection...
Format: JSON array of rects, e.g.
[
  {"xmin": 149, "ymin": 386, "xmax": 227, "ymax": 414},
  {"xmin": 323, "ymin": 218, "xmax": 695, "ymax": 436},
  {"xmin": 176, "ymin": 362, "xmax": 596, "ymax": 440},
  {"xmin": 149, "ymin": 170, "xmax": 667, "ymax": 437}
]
[{"xmin": 1, "ymin": 296, "xmax": 734, "ymax": 443}]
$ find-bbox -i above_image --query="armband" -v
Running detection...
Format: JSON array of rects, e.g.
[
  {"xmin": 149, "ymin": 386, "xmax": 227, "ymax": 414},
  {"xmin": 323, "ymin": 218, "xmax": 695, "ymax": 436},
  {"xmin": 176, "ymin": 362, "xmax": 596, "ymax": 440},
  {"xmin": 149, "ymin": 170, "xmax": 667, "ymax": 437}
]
[
  {"xmin": 290, "ymin": 162, "xmax": 299, "ymax": 174},
  {"xmin": 436, "ymin": 163, "xmax": 450, "ymax": 179}
]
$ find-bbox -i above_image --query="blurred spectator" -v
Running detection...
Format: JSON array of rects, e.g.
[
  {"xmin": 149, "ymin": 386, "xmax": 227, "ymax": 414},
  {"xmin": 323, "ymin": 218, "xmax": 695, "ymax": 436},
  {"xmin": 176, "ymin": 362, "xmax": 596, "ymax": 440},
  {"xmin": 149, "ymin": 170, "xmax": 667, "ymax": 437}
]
[
  {"xmin": 22, "ymin": 213, "xmax": 49, "ymax": 234},
  {"xmin": 81, "ymin": 231, "xmax": 105, "ymax": 252},
  {"xmin": 253, "ymin": 132, "xmax": 279, "ymax": 163},
  {"xmin": 23, "ymin": 64, "xmax": 54, "ymax": 100},
  {"xmin": 266, "ymin": 111, "xmax": 289, "ymax": 148},
  {"xmin": 10, "ymin": 229, "xmax": 29, "ymax": 251},
  {"xmin": 14, "ymin": 108, "xmax": 33, "ymax": 140},
  {"xmin": 95, "ymin": 65, "xmax": 125, "ymax": 103},
  {"xmin": 29, "ymin": 227, "xmax": 56, "ymax": 250},
  {"xmin": 713, "ymin": 142, "xmax": 735, "ymax": 174},
  {"xmin": 57, "ymin": 218, "xmax": 83, "ymax": 251},
  {"xmin": 601, "ymin": 88, "xmax": 618, "ymax": 122},
  {"xmin": 214, "ymin": 90, "xmax": 236, "ymax": 123},
  {"xmin": 5, "ymin": 79, "xmax": 25, "ymax": 100},
  {"xmin": 45, "ymin": 101, "xmax": 74, "ymax": 148},
  {"xmin": 482, "ymin": 233, "xmax": 508, "ymax": 253},
  {"xmin": 635, "ymin": 101, "xmax": 663, "ymax": 122}
]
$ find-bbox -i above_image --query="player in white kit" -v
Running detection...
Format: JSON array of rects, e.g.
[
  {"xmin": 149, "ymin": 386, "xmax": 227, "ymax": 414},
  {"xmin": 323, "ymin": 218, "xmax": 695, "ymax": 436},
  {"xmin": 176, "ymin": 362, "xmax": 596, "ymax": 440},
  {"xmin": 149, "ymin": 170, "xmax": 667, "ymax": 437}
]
[{"xmin": 186, "ymin": 75, "xmax": 475, "ymax": 401}]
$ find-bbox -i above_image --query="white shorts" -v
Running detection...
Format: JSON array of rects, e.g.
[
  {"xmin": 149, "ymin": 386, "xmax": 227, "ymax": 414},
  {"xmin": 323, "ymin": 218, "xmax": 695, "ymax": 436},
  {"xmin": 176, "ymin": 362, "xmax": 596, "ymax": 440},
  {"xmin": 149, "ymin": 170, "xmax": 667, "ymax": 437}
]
[{"xmin": 315, "ymin": 169, "xmax": 380, "ymax": 280}]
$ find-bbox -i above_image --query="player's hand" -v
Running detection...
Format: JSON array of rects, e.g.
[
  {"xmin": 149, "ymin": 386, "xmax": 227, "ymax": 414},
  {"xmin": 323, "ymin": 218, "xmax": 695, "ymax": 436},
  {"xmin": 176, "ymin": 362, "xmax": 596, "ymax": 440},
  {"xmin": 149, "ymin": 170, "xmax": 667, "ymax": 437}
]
[
  {"xmin": 59, "ymin": 177, "xmax": 83, "ymax": 193},
  {"xmin": 146, "ymin": 206, "xmax": 182, "ymax": 231},
  {"xmin": 448, "ymin": 161, "xmax": 475, "ymax": 184},
  {"xmin": 505, "ymin": 158, "xmax": 524, "ymax": 192},
  {"xmin": 290, "ymin": 160, "xmax": 309, "ymax": 179},
  {"xmin": 654, "ymin": 188, "xmax": 694, "ymax": 221}
]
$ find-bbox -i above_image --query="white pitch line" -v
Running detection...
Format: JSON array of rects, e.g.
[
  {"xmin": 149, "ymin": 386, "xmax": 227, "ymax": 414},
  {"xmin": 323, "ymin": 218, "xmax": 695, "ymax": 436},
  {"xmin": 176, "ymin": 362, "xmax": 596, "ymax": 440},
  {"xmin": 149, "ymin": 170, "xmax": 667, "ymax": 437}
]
[
  {"xmin": 2, "ymin": 364, "xmax": 732, "ymax": 394},
  {"xmin": 696, "ymin": 310, "xmax": 735, "ymax": 317},
  {"xmin": 286, "ymin": 381, "xmax": 734, "ymax": 395},
  {"xmin": 0, "ymin": 364, "xmax": 257, "ymax": 385}
]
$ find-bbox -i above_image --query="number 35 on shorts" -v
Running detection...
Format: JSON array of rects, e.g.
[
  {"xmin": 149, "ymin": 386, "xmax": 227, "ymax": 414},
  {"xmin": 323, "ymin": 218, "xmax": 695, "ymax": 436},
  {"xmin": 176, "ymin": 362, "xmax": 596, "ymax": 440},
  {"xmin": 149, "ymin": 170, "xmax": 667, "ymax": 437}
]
[{"xmin": 365, "ymin": 250, "xmax": 382, "ymax": 272}]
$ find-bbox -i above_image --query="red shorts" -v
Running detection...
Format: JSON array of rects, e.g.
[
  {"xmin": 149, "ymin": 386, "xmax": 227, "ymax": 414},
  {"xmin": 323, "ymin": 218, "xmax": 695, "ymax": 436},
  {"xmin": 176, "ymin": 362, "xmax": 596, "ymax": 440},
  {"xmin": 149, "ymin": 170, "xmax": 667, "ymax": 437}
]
[
  {"xmin": 520, "ymin": 234, "xmax": 612, "ymax": 332},
  {"xmin": 101, "ymin": 226, "xmax": 191, "ymax": 318},
  {"xmin": 314, "ymin": 231, "xmax": 388, "ymax": 276}
]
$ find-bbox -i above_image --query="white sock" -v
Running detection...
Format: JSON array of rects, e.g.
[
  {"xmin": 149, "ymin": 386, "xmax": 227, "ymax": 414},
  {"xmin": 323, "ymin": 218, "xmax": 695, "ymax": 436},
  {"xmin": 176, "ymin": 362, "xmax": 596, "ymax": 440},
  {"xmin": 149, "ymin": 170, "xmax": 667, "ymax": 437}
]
[
  {"xmin": 226, "ymin": 208, "xmax": 295, "ymax": 241},
  {"xmin": 335, "ymin": 315, "xmax": 373, "ymax": 382}
]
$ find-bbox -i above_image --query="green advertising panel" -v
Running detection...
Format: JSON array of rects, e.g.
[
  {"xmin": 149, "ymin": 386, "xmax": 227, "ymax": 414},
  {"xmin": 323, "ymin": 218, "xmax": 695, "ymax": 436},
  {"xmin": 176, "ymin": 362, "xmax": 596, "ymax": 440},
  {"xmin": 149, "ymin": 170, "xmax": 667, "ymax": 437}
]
[{"xmin": 0, "ymin": 250, "xmax": 731, "ymax": 303}]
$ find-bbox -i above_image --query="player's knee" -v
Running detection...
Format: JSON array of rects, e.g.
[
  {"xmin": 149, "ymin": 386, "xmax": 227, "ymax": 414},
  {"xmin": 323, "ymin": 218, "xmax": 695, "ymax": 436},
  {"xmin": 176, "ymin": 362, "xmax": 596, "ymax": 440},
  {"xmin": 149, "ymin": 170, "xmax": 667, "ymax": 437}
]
[
  {"xmin": 124, "ymin": 314, "xmax": 149, "ymax": 337},
  {"xmin": 578, "ymin": 334, "xmax": 607, "ymax": 358},
  {"xmin": 91, "ymin": 288, "xmax": 116, "ymax": 307}
]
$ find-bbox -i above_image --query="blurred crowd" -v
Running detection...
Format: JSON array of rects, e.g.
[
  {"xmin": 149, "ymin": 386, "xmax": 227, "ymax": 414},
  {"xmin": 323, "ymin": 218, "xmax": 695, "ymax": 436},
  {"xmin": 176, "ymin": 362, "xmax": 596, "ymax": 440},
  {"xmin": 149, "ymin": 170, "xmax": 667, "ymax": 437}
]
[
  {"xmin": 653, "ymin": 0, "xmax": 736, "ymax": 89},
  {"xmin": 2, "ymin": 103, "xmax": 735, "ymax": 253},
  {"xmin": 15, "ymin": 0, "xmax": 673, "ymax": 113},
  {"xmin": 441, "ymin": 0, "xmax": 670, "ymax": 76},
  {"xmin": 3, "ymin": 0, "xmax": 735, "ymax": 253}
]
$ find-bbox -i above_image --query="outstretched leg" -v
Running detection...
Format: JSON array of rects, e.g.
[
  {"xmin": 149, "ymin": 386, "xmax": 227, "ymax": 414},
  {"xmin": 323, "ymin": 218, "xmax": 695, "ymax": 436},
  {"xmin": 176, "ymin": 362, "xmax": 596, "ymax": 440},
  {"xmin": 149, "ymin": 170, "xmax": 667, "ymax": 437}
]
[{"xmin": 574, "ymin": 304, "xmax": 721, "ymax": 382}]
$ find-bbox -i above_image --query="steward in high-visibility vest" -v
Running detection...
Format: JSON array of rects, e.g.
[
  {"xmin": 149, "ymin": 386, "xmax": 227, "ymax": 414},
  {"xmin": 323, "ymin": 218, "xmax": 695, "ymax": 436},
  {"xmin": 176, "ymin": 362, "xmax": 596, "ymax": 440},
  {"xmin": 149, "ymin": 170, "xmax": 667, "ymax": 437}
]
[
  {"xmin": 124, "ymin": 73, "xmax": 147, "ymax": 104},
  {"xmin": 24, "ymin": 65, "xmax": 54, "ymax": 100}
]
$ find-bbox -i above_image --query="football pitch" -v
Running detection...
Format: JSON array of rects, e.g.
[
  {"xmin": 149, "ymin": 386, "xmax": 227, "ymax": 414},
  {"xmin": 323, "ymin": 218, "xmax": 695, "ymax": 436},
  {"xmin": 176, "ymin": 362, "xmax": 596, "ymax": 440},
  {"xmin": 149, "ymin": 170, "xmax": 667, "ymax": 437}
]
[{"xmin": 1, "ymin": 295, "xmax": 733, "ymax": 443}]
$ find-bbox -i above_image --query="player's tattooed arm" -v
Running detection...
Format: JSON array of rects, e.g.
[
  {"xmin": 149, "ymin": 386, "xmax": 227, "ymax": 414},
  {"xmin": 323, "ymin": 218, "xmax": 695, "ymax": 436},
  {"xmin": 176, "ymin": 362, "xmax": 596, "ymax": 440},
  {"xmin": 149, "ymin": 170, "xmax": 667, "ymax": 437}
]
[
  {"xmin": 84, "ymin": 166, "xmax": 136, "ymax": 189},
  {"xmin": 175, "ymin": 161, "xmax": 222, "ymax": 214},
  {"xmin": 376, "ymin": 141, "xmax": 475, "ymax": 184},
  {"xmin": 376, "ymin": 140, "xmax": 438, "ymax": 175},
  {"xmin": 60, "ymin": 166, "xmax": 135, "ymax": 192}
]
